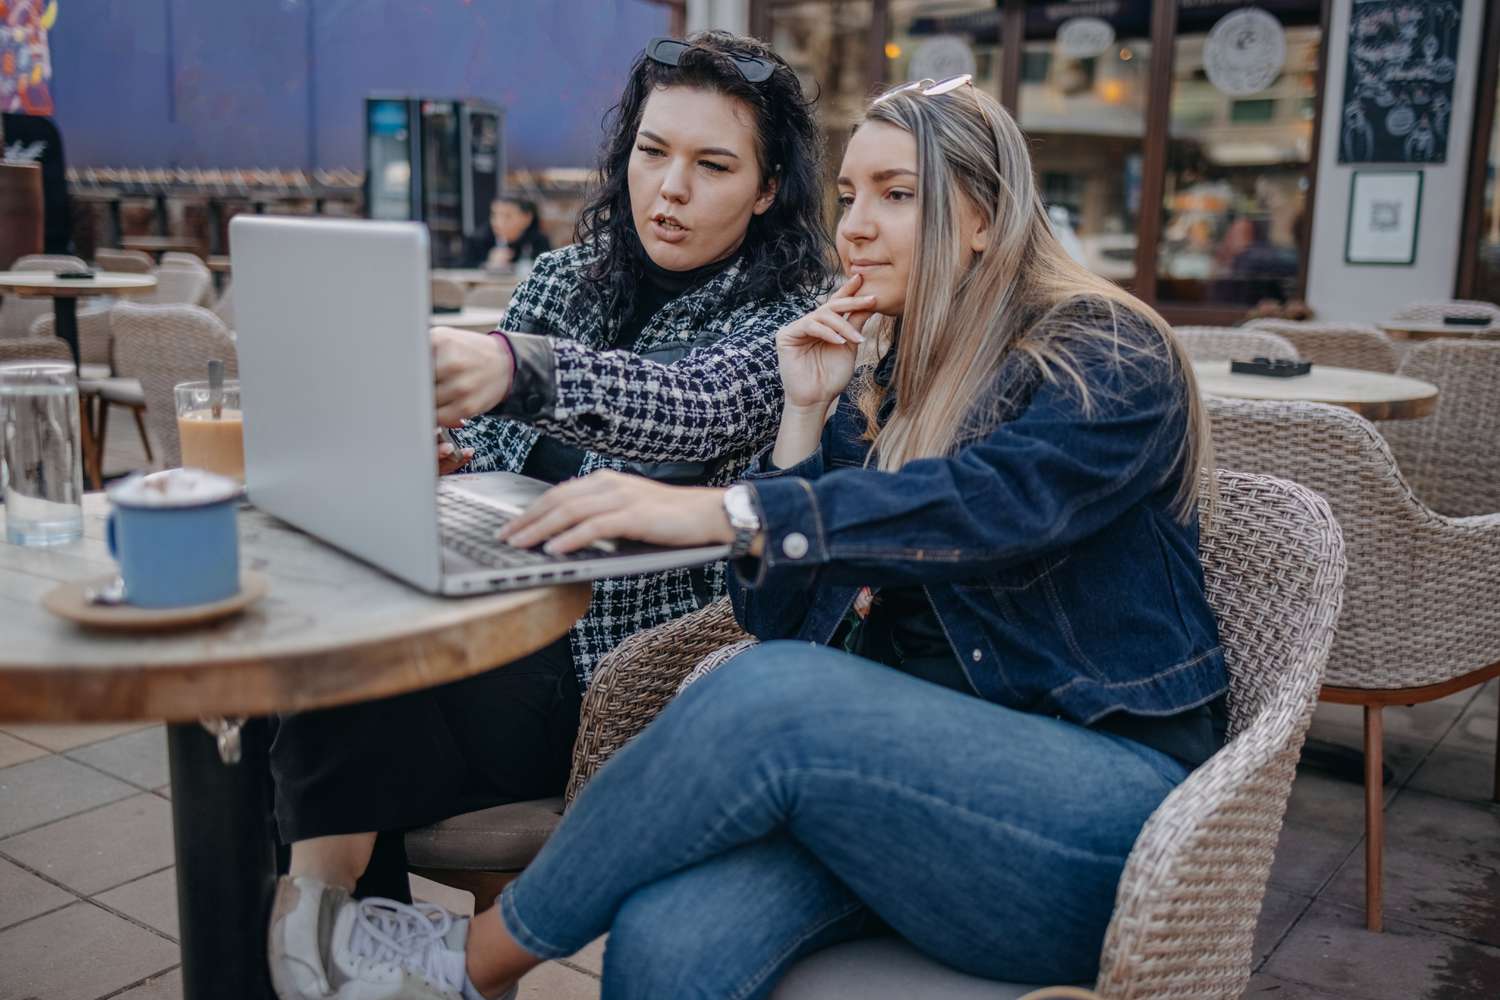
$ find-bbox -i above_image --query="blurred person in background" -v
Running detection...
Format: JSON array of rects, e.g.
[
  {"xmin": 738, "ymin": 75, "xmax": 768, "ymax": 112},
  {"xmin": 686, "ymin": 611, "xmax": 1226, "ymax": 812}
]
[{"xmin": 464, "ymin": 195, "xmax": 552, "ymax": 271}]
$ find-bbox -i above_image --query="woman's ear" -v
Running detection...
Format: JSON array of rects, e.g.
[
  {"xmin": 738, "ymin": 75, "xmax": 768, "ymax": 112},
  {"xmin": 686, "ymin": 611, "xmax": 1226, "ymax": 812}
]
[
  {"xmin": 753, "ymin": 175, "xmax": 780, "ymax": 216},
  {"xmin": 970, "ymin": 218, "xmax": 990, "ymax": 254}
]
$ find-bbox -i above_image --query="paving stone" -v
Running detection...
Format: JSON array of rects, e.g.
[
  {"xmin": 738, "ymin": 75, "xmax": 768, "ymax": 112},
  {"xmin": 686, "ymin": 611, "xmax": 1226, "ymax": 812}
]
[
  {"xmin": 0, "ymin": 793, "xmax": 175, "ymax": 895},
  {"xmin": 1312, "ymin": 692, "xmax": 1473, "ymax": 750},
  {"xmin": 0, "ymin": 855, "xmax": 73, "ymax": 930},
  {"xmin": 1441, "ymin": 703, "xmax": 1498, "ymax": 758},
  {"xmin": 1296, "ymin": 727, "xmax": 1432, "ymax": 801},
  {"xmin": 1325, "ymin": 842, "xmax": 1500, "ymax": 949},
  {"xmin": 1244, "ymin": 972, "xmax": 1362, "ymax": 998},
  {"xmin": 566, "ymin": 934, "xmax": 607, "ymax": 976},
  {"xmin": 111, "ymin": 967, "xmax": 183, "ymax": 1000},
  {"xmin": 97, "ymin": 867, "xmax": 179, "ymax": 940},
  {"xmin": 410, "ymin": 872, "xmax": 475, "ymax": 916},
  {"xmin": 518, "ymin": 959, "xmax": 601, "ymax": 999},
  {"xmin": 1263, "ymin": 900, "xmax": 1500, "ymax": 1000},
  {"xmin": 0, "ymin": 901, "xmax": 179, "ymax": 1000},
  {"xmin": 1268, "ymin": 812, "xmax": 1362, "ymax": 897},
  {"xmin": 1255, "ymin": 887, "xmax": 1312, "ymax": 969},
  {"xmin": 0, "ymin": 721, "xmax": 154, "ymax": 752},
  {"xmin": 1407, "ymin": 745, "xmax": 1498, "ymax": 804},
  {"xmin": 68, "ymin": 725, "xmax": 169, "ymax": 790},
  {"xmin": 0, "ymin": 754, "xmax": 136, "ymax": 838},
  {"xmin": 1283, "ymin": 767, "xmax": 1368, "ymax": 834},
  {"xmin": 0, "ymin": 731, "xmax": 46, "ymax": 769},
  {"xmin": 1384, "ymin": 789, "xmax": 1500, "ymax": 871}
]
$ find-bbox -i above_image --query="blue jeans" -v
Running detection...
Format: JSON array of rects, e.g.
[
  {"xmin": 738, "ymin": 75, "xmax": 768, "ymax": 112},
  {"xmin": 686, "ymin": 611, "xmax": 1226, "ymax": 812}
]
[{"xmin": 498, "ymin": 642, "xmax": 1189, "ymax": 999}]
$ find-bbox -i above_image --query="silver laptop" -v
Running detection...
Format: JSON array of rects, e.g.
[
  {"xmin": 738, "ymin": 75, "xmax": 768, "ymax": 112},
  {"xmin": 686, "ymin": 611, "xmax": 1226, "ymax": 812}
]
[{"xmin": 230, "ymin": 215, "xmax": 730, "ymax": 595}]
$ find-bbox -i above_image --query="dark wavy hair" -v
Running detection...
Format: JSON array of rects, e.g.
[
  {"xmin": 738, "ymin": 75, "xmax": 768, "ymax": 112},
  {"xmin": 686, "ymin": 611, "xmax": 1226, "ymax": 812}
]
[{"xmin": 575, "ymin": 31, "xmax": 833, "ymax": 318}]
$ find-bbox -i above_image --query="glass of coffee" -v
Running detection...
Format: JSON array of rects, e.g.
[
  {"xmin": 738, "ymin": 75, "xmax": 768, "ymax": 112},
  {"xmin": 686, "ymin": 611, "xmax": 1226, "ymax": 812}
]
[{"xmin": 175, "ymin": 379, "xmax": 245, "ymax": 482}]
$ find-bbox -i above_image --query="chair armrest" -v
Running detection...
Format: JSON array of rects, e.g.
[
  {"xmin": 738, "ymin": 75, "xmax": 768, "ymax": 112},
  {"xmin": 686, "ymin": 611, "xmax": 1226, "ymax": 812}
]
[
  {"xmin": 565, "ymin": 598, "xmax": 750, "ymax": 804},
  {"xmin": 1095, "ymin": 690, "xmax": 1318, "ymax": 999}
]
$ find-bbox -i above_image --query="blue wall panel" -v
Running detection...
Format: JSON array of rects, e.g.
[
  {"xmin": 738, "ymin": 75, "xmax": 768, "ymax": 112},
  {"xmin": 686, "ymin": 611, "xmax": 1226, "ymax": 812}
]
[{"xmin": 49, "ymin": 0, "xmax": 669, "ymax": 170}]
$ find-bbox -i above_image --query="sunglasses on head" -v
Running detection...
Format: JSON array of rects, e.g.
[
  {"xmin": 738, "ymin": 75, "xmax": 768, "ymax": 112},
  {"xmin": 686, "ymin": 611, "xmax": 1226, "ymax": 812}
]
[
  {"xmin": 871, "ymin": 74, "xmax": 975, "ymax": 106},
  {"xmin": 645, "ymin": 36, "xmax": 777, "ymax": 84}
]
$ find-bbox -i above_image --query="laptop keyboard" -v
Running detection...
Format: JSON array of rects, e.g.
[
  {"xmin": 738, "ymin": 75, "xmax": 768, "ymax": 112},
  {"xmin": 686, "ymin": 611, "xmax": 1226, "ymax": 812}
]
[{"xmin": 436, "ymin": 484, "xmax": 602, "ymax": 570}]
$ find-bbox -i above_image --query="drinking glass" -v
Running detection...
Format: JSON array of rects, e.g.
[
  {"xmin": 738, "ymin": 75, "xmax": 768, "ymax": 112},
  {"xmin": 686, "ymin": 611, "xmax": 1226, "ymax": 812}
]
[
  {"xmin": 0, "ymin": 361, "xmax": 84, "ymax": 546},
  {"xmin": 175, "ymin": 380, "xmax": 245, "ymax": 482}
]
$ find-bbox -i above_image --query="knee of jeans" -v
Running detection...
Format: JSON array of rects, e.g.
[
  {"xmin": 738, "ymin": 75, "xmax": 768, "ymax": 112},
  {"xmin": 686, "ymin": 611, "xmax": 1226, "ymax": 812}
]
[{"xmin": 677, "ymin": 641, "xmax": 850, "ymax": 724}]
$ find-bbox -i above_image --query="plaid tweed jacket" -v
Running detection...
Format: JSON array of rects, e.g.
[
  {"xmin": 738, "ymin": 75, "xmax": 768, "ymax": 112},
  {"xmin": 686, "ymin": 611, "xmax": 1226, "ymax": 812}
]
[{"xmin": 454, "ymin": 242, "xmax": 818, "ymax": 686}]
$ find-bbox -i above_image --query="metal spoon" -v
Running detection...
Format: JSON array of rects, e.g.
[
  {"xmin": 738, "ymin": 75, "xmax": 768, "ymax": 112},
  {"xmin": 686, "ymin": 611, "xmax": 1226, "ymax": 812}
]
[
  {"xmin": 86, "ymin": 576, "xmax": 127, "ymax": 606},
  {"xmin": 208, "ymin": 359, "xmax": 224, "ymax": 419}
]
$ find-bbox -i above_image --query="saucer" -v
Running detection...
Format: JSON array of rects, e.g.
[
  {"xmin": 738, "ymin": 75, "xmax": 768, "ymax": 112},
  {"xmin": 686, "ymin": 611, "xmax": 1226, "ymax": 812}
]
[{"xmin": 43, "ymin": 572, "xmax": 269, "ymax": 632}]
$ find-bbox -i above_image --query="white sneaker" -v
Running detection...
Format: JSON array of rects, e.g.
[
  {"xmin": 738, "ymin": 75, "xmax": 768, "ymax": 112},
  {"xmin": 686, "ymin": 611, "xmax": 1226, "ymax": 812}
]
[{"xmin": 269, "ymin": 874, "xmax": 498, "ymax": 1000}]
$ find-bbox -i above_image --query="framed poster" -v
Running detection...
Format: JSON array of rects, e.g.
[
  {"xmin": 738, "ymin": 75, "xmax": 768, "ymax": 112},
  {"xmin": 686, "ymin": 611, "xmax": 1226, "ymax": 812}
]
[
  {"xmin": 1339, "ymin": 0, "xmax": 1462, "ymax": 164},
  {"xmin": 1344, "ymin": 170, "xmax": 1422, "ymax": 266}
]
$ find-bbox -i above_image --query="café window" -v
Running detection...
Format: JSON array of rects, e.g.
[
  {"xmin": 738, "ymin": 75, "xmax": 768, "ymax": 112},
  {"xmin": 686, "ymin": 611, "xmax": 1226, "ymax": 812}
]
[
  {"xmin": 1156, "ymin": 2, "xmax": 1323, "ymax": 309},
  {"xmin": 1018, "ymin": 0, "xmax": 1153, "ymax": 285}
]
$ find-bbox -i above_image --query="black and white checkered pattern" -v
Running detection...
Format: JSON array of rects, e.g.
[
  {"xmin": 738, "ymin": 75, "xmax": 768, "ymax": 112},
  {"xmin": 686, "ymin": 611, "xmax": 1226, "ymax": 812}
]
[{"xmin": 455, "ymin": 243, "xmax": 817, "ymax": 686}]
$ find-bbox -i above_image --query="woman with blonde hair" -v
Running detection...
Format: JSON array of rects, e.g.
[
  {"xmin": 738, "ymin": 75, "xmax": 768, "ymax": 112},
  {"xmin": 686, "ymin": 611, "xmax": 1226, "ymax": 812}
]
[{"xmin": 297, "ymin": 78, "xmax": 1226, "ymax": 999}]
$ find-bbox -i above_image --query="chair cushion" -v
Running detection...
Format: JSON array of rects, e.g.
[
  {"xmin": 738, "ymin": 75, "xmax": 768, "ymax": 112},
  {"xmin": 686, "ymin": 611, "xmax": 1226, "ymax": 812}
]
[
  {"xmin": 78, "ymin": 363, "xmax": 112, "ymax": 380},
  {"xmin": 85, "ymin": 377, "xmax": 145, "ymax": 407},
  {"xmin": 403, "ymin": 797, "xmax": 564, "ymax": 872},
  {"xmin": 771, "ymin": 938, "xmax": 1059, "ymax": 1000}
]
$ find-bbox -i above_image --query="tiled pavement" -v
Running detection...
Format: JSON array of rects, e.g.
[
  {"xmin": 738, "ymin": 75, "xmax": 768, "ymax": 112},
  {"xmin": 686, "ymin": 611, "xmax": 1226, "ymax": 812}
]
[
  {"xmin": 2, "ymin": 685, "xmax": 1495, "ymax": 998},
  {"xmin": 4, "ymin": 428, "xmax": 1499, "ymax": 998}
]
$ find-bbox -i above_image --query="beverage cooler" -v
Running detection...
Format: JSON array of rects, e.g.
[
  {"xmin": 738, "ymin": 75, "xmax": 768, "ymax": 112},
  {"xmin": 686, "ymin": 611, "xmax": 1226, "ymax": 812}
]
[{"xmin": 364, "ymin": 97, "xmax": 505, "ymax": 266}]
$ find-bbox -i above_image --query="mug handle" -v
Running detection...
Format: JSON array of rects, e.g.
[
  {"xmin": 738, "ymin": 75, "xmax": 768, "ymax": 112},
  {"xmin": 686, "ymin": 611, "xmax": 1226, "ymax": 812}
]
[{"xmin": 106, "ymin": 510, "xmax": 119, "ymax": 559}]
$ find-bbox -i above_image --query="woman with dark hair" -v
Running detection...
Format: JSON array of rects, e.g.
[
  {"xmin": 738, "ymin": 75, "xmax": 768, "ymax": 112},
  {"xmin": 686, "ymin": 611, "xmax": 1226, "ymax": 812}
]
[
  {"xmin": 463, "ymin": 196, "xmax": 551, "ymax": 271},
  {"xmin": 267, "ymin": 30, "xmax": 840, "ymax": 1000}
]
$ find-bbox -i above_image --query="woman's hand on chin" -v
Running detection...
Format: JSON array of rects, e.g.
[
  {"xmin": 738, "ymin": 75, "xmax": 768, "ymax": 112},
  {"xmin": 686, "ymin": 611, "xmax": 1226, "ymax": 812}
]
[
  {"xmin": 498, "ymin": 471, "xmax": 733, "ymax": 555},
  {"xmin": 775, "ymin": 274, "xmax": 877, "ymax": 412}
]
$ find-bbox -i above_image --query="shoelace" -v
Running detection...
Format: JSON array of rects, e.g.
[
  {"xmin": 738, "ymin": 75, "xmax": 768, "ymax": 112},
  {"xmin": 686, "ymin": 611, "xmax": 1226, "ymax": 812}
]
[{"xmin": 347, "ymin": 897, "xmax": 464, "ymax": 992}]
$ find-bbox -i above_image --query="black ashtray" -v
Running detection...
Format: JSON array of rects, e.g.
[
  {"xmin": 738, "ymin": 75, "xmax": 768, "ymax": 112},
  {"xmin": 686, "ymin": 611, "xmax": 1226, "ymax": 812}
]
[
  {"xmin": 1443, "ymin": 314, "xmax": 1490, "ymax": 327},
  {"xmin": 56, "ymin": 269, "xmax": 96, "ymax": 280},
  {"xmin": 1231, "ymin": 357, "xmax": 1312, "ymax": 378}
]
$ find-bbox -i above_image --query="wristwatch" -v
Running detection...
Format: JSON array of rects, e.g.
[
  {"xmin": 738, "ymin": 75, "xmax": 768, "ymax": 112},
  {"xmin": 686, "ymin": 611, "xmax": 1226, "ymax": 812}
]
[{"xmin": 722, "ymin": 484, "xmax": 763, "ymax": 559}]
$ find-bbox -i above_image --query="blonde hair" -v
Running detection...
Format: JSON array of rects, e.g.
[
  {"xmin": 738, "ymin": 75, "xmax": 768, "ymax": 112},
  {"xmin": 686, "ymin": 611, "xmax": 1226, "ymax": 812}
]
[{"xmin": 852, "ymin": 85, "xmax": 1213, "ymax": 518}]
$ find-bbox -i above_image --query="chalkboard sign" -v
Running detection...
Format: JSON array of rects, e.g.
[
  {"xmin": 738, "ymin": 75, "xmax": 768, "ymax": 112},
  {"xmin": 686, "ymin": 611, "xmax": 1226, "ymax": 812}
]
[{"xmin": 1339, "ymin": 0, "xmax": 1462, "ymax": 164}]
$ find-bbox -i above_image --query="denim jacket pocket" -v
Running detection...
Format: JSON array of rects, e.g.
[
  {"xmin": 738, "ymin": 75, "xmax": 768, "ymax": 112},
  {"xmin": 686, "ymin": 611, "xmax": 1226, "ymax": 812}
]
[{"xmin": 1039, "ymin": 567, "xmax": 1111, "ymax": 682}]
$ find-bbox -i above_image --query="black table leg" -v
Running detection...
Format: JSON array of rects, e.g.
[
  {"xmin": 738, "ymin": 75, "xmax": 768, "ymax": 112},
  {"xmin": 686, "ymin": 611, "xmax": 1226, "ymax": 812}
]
[
  {"xmin": 166, "ymin": 719, "xmax": 278, "ymax": 1000},
  {"xmin": 53, "ymin": 297, "xmax": 80, "ymax": 366}
]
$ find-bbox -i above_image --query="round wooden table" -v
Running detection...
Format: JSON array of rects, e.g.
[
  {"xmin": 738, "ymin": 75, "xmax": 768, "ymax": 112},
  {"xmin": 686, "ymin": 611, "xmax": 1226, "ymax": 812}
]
[
  {"xmin": 430, "ymin": 306, "xmax": 507, "ymax": 332},
  {"xmin": 121, "ymin": 234, "xmax": 205, "ymax": 259},
  {"xmin": 0, "ymin": 495, "xmax": 589, "ymax": 1000},
  {"xmin": 0, "ymin": 271, "xmax": 157, "ymax": 363},
  {"xmin": 431, "ymin": 267, "xmax": 523, "ymax": 288},
  {"xmin": 1379, "ymin": 321, "xmax": 1499, "ymax": 341},
  {"xmin": 1191, "ymin": 360, "xmax": 1439, "ymax": 420}
]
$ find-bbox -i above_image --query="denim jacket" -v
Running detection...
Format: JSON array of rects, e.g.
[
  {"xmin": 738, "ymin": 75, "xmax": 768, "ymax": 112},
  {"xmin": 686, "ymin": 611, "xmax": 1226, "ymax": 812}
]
[{"xmin": 729, "ymin": 300, "xmax": 1226, "ymax": 725}]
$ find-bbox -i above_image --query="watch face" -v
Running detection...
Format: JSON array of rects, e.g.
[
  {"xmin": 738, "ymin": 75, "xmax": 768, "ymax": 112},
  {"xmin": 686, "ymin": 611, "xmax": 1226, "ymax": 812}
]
[{"xmin": 726, "ymin": 485, "xmax": 759, "ymax": 527}]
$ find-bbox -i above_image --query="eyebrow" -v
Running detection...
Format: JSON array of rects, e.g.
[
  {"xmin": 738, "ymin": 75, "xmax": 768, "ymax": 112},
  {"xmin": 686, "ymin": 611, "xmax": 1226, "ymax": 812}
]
[
  {"xmin": 836, "ymin": 168, "xmax": 918, "ymax": 185},
  {"xmin": 638, "ymin": 130, "xmax": 741, "ymax": 160}
]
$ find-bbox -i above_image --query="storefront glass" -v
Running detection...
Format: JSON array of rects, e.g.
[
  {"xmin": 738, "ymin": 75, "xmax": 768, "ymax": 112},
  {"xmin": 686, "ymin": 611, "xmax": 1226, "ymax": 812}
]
[
  {"xmin": 1018, "ymin": 1, "xmax": 1152, "ymax": 284},
  {"xmin": 1476, "ymin": 74, "xmax": 1500, "ymax": 305},
  {"xmin": 768, "ymin": 0, "xmax": 879, "ymax": 169},
  {"xmin": 1156, "ymin": 3, "xmax": 1321, "ymax": 307}
]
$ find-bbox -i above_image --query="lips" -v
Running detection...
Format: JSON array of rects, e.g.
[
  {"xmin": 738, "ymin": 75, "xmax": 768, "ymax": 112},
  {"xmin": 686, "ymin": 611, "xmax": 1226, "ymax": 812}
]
[
  {"xmin": 649, "ymin": 213, "xmax": 690, "ymax": 244},
  {"xmin": 848, "ymin": 260, "xmax": 889, "ymax": 275}
]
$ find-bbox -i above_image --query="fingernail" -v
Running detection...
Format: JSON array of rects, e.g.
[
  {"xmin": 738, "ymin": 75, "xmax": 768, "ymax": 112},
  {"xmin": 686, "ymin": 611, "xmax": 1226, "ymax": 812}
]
[{"xmin": 542, "ymin": 541, "xmax": 559, "ymax": 555}]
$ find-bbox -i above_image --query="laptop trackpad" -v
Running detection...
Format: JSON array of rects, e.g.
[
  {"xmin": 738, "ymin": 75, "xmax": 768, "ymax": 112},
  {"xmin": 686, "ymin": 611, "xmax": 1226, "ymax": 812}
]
[{"xmin": 444, "ymin": 470, "xmax": 551, "ymax": 512}]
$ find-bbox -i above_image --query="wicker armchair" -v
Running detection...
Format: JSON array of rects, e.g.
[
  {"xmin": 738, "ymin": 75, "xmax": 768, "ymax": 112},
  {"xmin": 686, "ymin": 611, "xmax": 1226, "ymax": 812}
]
[
  {"xmin": 431, "ymin": 277, "xmax": 468, "ymax": 311},
  {"xmin": 0, "ymin": 337, "xmax": 72, "ymax": 365},
  {"xmin": 1207, "ymin": 396, "xmax": 1500, "ymax": 932},
  {"xmin": 562, "ymin": 470, "xmax": 1344, "ymax": 999},
  {"xmin": 1172, "ymin": 326, "xmax": 1297, "ymax": 364},
  {"xmin": 1380, "ymin": 340, "xmax": 1500, "ymax": 516},
  {"xmin": 0, "ymin": 254, "xmax": 89, "ymax": 339},
  {"xmin": 211, "ymin": 281, "xmax": 235, "ymax": 331},
  {"xmin": 110, "ymin": 302, "xmax": 238, "ymax": 468},
  {"xmin": 29, "ymin": 306, "xmax": 113, "ymax": 370},
  {"xmin": 1388, "ymin": 299, "xmax": 1500, "ymax": 334},
  {"xmin": 93, "ymin": 248, "xmax": 155, "ymax": 274},
  {"xmin": 1245, "ymin": 318, "xmax": 1399, "ymax": 373},
  {"xmin": 144, "ymin": 266, "xmax": 212, "ymax": 308}
]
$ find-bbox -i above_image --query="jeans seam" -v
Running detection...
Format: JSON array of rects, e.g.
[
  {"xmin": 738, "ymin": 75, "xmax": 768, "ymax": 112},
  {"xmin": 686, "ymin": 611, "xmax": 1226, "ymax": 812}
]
[
  {"xmin": 499, "ymin": 882, "xmax": 574, "ymax": 960},
  {"xmin": 726, "ymin": 900, "xmax": 866, "ymax": 1000}
]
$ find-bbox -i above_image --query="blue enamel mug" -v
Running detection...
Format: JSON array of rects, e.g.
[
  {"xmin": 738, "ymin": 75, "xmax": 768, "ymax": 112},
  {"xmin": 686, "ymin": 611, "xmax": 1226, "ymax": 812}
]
[{"xmin": 105, "ymin": 469, "xmax": 242, "ymax": 608}]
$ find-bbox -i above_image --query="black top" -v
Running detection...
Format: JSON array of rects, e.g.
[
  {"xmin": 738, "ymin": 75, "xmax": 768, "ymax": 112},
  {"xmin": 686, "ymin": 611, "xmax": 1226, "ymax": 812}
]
[
  {"xmin": 519, "ymin": 240, "xmax": 743, "ymax": 485},
  {"xmin": 835, "ymin": 580, "xmax": 1224, "ymax": 769}
]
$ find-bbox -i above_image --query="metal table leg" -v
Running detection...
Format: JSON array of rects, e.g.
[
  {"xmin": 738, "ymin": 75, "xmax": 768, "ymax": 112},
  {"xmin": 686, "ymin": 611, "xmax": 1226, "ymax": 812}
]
[
  {"xmin": 166, "ymin": 718, "xmax": 278, "ymax": 1000},
  {"xmin": 53, "ymin": 297, "xmax": 80, "ymax": 366}
]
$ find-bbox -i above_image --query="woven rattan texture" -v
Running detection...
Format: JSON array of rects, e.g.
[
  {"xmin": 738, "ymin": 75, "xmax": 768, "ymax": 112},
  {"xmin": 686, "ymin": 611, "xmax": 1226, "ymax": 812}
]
[
  {"xmin": 1381, "ymin": 340, "xmax": 1500, "ymax": 517},
  {"xmin": 1246, "ymin": 319, "xmax": 1399, "ymax": 373},
  {"xmin": 566, "ymin": 472, "xmax": 1345, "ymax": 999},
  {"xmin": 144, "ymin": 266, "xmax": 211, "ymax": 308},
  {"xmin": 1174, "ymin": 327, "xmax": 1298, "ymax": 363},
  {"xmin": 0, "ymin": 337, "xmax": 72, "ymax": 365},
  {"xmin": 0, "ymin": 255, "xmax": 89, "ymax": 340},
  {"xmin": 109, "ymin": 302, "xmax": 238, "ymax": 468},
  {"xmin": 30, "ymin": 306, "xmax": 113, "ymax": 367},
  {"xmin": 1389, "ymin": 299, "xmax": 1500, "ymax": 331},
  {"xmin": 1209, "ymin": 397, "xmax": 1500, "ymax": 689}
]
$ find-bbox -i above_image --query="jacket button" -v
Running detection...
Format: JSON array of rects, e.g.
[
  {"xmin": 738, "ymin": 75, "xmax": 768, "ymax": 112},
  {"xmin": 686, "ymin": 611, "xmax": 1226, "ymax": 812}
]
[
  {"xmin": 782, "ymin": 532, "xmax": 809, "ymax": 559},
  {"xmin": 971, "ymin": 649, "xmax": 983, "ymax": 662}
]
